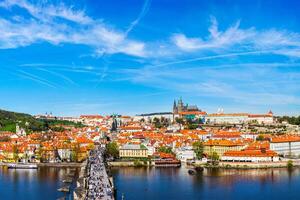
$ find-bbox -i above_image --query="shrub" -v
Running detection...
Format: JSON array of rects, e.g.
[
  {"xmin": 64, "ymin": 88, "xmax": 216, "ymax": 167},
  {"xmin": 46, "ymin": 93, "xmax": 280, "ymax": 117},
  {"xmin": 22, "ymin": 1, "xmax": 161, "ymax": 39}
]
[
  {"xmin": 287, "ymin": 160, "xmax": 293, "ymax": 169},
  {"xmin": 133, "ymin": 160, "xmax": 144, "ymax": 167}
]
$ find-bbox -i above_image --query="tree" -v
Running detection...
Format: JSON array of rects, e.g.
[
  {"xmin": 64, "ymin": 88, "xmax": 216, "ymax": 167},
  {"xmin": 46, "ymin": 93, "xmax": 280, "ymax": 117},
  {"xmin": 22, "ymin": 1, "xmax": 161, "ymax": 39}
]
[
  {"xmin": 188, "ymin": 124, "xmax": 198, "ymax": 130},
  {"xmin": 71, "ymin": 144, "xmax": 80, "ymax": 162},
  {"xmin": 192, "ymin": 141, "xmax": 204, "ymax": 160},
  {"xmin": 106, "ymin": 142, "xmax": 119, "ymax": 158},
  {"xmin": 256, "ymin": 135, "xmax": 264, "ymax": 141},
  {"xmin": 157, "ymin": 146, "xmax": 173, "ymax": 154},
  {"xmin": 153, "ymin": 117, "xmax": 162, "ymax": 128},
  {"xmin": 287, "ymin": 160, "xmax": 293, "ymax": 169},
  {"xmin": 175, "ymin": 117, "xmax": 184, "ymax": 125},
  {"xmin": 210, "ymin": 151, "xmax": 219, "ymax": 165},
  {"xmin": 13, "ymin": 145, "xmax": 19, "ymax": 162}
]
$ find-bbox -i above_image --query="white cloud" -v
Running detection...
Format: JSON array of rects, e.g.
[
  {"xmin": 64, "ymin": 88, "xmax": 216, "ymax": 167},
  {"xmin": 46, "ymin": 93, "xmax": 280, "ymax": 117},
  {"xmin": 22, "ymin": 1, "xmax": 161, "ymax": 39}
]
[
  {"xmin": 0, "ymin": 0, "xmax": 146, "ymax": 57},
  {"xmin": 171, "ymin": 34, "xmax": 205, "ymax": 51},
  {"xmin": 171, "ymin": 17, "xmax": 300, "ymax": 59},
  {"xmin": 0, "ymin": 0, "xmax": 93, "ymax": 24},
  {"xmin": 114, "ymin": 61, "xmax": 300, "ymax": 107}
]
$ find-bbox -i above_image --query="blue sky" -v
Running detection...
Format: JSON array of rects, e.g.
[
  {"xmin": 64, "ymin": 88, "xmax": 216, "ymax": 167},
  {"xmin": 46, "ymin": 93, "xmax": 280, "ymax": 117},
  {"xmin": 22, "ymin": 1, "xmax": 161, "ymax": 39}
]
[{"xmin": 1, "ymin": 0, "xmax": 300, "ymax": 116}]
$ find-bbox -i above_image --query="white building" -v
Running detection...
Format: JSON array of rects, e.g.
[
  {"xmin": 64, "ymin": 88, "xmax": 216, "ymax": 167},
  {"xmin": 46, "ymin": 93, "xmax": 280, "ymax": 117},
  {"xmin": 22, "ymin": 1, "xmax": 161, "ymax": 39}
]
[
  {"xmin": 57, "ymin": 148, "xmax": 72, "ymax": 161},
  {"xmin": 167, "ymin": 123, "xmax": 182, "ymax": 132},
  {"xmin": 206, "ymin": 113, "xmax": 249, "ymax": 124},
  {"xmin": 241, "ymin": 133, "xmax": 258, "ymax": 140},
  {"xmin": 120, "ymin": 126, "xmax": 143, "ymax": 133},
  {"xmin": 206, "ymin": 111, "xmax": 274, "ymax": 125},
  {"xmin": 175, "ymin": 146, "xmax": 195, "ymax": 162},
  {"xmin": 248, "ymin": 111, "xmax": 274, "ymax": 124},
  {"xmin": 146, "ymin": 145, "xmax": 155, "ymax": 156},
  {"xmin": 270, "ymin": 136, "xmax": 300, "ymax": 157},
  {"xmin": 221, "ymin": 150, "xmax": 279, "ymax": 162},
  {"xmin": 80, "ymin": 115, "xmax": 104, "ymax": 125},
  {"xmin": 133, "ymin": 112, "xmax": 174, "ymax": 123}
]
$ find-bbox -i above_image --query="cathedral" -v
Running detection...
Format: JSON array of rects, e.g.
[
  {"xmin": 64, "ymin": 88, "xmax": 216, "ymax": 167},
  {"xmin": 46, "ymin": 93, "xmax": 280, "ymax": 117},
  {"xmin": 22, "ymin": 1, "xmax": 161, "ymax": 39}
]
[{"xmin": 173, "ymin": 98, "xmax": 200, "ymax": 114}]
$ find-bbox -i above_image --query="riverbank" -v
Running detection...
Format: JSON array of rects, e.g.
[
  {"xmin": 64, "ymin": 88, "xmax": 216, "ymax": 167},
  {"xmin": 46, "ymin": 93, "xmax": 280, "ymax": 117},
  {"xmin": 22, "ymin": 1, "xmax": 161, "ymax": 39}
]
[
  {"xmin": 193, "ymin": 159, "xmax": 300, "ymax": 169},
  {"xmin": 108, "ymin": 159, "xmax": 300, "ymax": 169},
  {"xmin": 0, "ymin": 162, "xmax": 84, "ymax": 168}
]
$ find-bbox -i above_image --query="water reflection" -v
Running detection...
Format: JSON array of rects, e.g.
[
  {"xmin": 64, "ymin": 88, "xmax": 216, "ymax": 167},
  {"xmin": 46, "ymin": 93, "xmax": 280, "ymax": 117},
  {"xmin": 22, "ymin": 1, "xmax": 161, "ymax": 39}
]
[
  {"xmin": 112, "ymin": 167, "xmax": 300, "ymax": 200},
  {"xmin": 0, "ymin": 166, "xmax": 78, "ymax": 200}
]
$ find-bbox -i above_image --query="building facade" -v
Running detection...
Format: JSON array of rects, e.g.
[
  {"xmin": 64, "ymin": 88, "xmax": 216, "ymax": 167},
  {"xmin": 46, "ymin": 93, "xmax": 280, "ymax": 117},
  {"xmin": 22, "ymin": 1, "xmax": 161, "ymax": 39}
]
[
  {"xmin": 119, "ymin": 144, "xmax": 148, "ymax": 158},
  {"xmin": 175, "ymin": 146, "xmax": 196, "ymax": 162},
  {"xmin": 270, "ymin": 136, "xmax": 300, "ymax": 157},
  {"xmin": 204, "ymin": 140, "xmax": 246, "ymax": 156},
  {"xmin": 206, "ymin": 111, "xmax": 274, "ymax": 125},
  {"xmin": 221, "ymin": 149, "xmax": 279, "ymax": 162},
  {"xmin": 173, "ymin": 98, "xmax": 201, "ymax": 114}
]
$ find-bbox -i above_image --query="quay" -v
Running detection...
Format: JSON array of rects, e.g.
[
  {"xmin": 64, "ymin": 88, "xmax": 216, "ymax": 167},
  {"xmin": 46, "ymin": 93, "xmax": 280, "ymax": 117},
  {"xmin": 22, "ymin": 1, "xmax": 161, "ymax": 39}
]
[
  {"xmin": 73, "ymin": 146, "xmax": 114, "ymax": 200},
  {"xmin": 7, "ymin": 163, "xmax": 38, "ymax": 169}
]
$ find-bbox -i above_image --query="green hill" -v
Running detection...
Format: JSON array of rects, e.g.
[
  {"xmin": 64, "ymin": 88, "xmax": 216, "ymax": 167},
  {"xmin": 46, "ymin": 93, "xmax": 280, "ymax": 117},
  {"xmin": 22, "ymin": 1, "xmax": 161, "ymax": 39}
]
[
  {"xmin": 0, "ymin": 109, "xmax": 83, "ymax": 133},
  {"xmin": 0, "ymin": 109, "xmax": 46, "ymax": 133}
]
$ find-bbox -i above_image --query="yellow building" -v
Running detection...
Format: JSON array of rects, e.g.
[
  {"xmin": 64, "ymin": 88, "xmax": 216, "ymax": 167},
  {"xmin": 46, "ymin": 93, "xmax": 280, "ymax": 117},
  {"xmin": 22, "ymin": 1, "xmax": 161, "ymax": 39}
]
[
  {"xmin": 204, "ymin": 140, "xmax": 245, "ymax": 157},
  {"xmin": 119, "ymin": 144, "xmax": 148, "ymax": 158}
]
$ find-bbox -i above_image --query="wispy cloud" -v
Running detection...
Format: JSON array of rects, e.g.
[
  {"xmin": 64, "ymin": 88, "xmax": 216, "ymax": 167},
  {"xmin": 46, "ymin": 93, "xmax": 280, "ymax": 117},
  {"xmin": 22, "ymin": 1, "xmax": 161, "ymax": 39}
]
[
  {"xmin": 114, "ymin": 61, "xmax": 300, "ymax": 107},
  {"xmin": 171, "ymin": 16, "xmax": 300, "ymax": 58},
  {"xmin": 0, "ymin": 0, "xmax": 146, "ymax": 57},
  {"xmin": 0, "ymin": 0, "xmax": 93, "ymax": 24}
]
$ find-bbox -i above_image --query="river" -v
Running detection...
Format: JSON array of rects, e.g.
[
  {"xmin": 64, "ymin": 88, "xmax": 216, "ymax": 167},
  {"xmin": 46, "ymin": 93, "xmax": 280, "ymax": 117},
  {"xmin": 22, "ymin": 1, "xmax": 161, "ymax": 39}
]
[
  {"xmin": 0, "ymin": 166, "xmax": 77, "ymax": 200},
  {"xmin": 1, "ymin": 165, "xmax": 300, "ymax": 200},
  {"xmin": 111, "ymin": 166, "xmax": 300, "ymax": 200}
]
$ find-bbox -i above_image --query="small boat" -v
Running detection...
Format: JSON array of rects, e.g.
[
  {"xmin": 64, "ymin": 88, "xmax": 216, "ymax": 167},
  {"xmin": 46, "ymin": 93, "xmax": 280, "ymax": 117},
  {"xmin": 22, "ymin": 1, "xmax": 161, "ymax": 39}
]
[
  {"xmin": 195, "ymin": 166, "xmax": 204, "ymax": 172},
  {"xmin": 57, "ymin": 186, "xmax": 70, "ymax": 193},
  {"xmin": 7, "ymin": 164, "xmax": 38, "ymax": 169},
  {"xmin": 62, "ymin": 178, "xmax": 73, "ymax": 183},
  {"xmin": 188, "ymin": 169, "xmax": 197, "ymax": 175}
]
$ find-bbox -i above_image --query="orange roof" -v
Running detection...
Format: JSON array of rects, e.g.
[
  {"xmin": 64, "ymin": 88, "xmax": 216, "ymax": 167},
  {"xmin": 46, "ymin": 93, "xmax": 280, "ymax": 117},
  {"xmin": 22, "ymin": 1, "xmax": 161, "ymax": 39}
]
[
  {"xmin": 121, "ymin": 126, "xmax": 143, "ymax": 130},
  {"xmin": 204, "ymin": 139, "xmax": 245, "ymax": 147},
  {"xmin": 179, "ymin": 111, "xmax": 207, "ymax": 115},
  {"xmin": 246, "ymin": 141, "xmax": 270, "ymax": 150},
  {"xmin": 248, "ymin": 114, "xmax": 272, "ymax": 118},
  {"xmin": 271, "ymin": 136, "xmax": 300, "ymax": 143},
  {"xmin": 121, "ymin": 116, "xmax": 131, "ymax": 119},
  {"xmin": 223, "ymin": 149, "xmax": 277, "ymax": 157},
  {"xmin": 212, "ymin": 131, "xmax": 241, "ymax": 139},
  {"xmin": 76, "ymin": 137, "xmax": 93, "ymax": 144},
  {"xmin": 153, "ymin": 152, "xmax": 175, "ymax": 158},
  {"xmin": 80, "ymin": 115, "xmax": 103, "ymax": 119}
]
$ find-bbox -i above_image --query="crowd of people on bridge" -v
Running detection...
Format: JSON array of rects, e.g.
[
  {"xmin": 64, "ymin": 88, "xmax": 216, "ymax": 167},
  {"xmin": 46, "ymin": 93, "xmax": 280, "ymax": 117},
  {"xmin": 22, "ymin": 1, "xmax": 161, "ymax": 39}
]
[{"xmin": 86, "ymin": 146, "xmax": 113, "ymax": 200}]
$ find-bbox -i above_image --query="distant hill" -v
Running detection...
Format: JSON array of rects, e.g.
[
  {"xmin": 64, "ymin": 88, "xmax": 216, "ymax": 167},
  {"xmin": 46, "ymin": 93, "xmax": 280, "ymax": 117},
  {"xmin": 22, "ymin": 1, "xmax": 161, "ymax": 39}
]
[
  {"xmin": 0, "ymin": 109, "xmax": 83, "ymax": 133},
  {"xmin": 0, "ymin": 109, "xmax": 46, "ymax": 133},
  {"xmin": 276, "ymin": 116, "xmax": 300, "ymax": 125}
]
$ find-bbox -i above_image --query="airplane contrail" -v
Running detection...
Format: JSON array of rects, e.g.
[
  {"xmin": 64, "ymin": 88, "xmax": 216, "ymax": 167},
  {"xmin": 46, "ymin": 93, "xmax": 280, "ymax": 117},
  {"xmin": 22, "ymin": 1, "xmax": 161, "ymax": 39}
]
[
  {"xmin": 16, "ymin": 70, "xmax": 57, "ymax": 89},
  {"xmin": 37, "ymin": 68, "xmax": 76, "ymax": 85},
  {"xmin": 149, "ymin": 50, "xmax": 271, "ymax": 68},
  {"xmin": 125, "ymin": 0, "xmax": 152, "ymax": 36}
]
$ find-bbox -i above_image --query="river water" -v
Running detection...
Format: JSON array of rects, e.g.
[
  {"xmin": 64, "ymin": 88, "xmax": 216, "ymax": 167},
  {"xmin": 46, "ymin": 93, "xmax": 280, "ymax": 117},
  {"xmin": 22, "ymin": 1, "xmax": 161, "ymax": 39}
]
[
  {"xmin": 1, "ymin": 165, "xmax": 300, "ymax": 200},
  {"xmin": 111, "ymin": 166, "xmax": 300, "ymax": 200},
  {"xmin": 0, "ymin": 166, "xmax": 77, "ymax": 200}
]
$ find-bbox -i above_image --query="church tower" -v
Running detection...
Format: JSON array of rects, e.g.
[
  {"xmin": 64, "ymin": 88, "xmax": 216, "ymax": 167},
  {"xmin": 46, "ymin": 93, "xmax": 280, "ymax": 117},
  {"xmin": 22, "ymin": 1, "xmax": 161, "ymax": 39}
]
[
  {"xmin": 173, "ymin": 100, "xmax": 177, "ymax": 114},
  {"xmin": 177, "ymin": 97, "xmax": 184, "ymax": 113}
]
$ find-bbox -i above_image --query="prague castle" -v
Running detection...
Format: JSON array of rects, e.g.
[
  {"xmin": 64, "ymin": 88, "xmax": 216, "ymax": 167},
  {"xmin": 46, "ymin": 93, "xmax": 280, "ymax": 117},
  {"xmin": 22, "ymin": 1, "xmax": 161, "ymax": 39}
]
[{"xmin": 173, "ymin": 98, "xmax": 201, "ymax": 114}]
